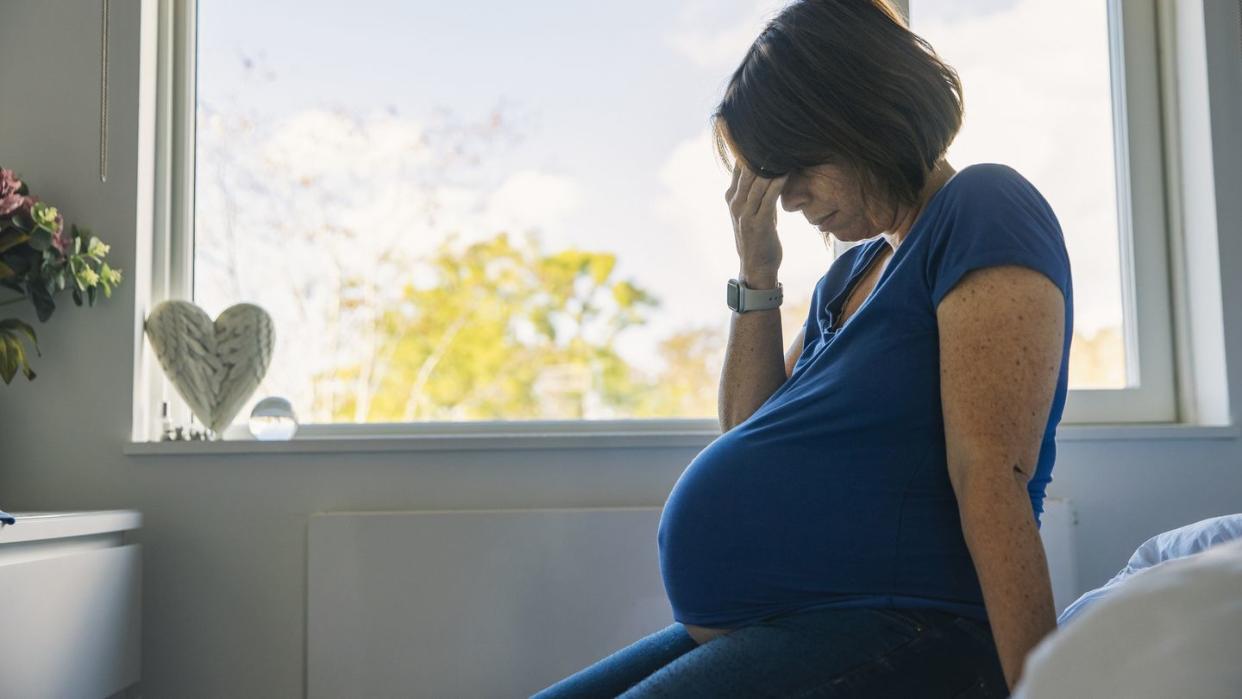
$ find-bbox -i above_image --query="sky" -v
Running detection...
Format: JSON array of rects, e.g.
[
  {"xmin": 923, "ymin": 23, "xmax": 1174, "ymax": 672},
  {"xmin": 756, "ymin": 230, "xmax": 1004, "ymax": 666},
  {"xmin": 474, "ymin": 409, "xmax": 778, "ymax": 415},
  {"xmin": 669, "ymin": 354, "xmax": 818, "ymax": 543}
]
[{"xmin": 195, "ymin": 0, "xmax": 1126, "ymax": 413}]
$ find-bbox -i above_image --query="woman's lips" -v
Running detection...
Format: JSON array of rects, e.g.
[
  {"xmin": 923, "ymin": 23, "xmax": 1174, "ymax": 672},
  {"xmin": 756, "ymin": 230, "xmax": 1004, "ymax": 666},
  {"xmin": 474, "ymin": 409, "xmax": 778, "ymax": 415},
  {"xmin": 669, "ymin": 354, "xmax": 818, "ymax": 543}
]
[{"xmin": 817, "ymin": 211, "xmax": 838, "ymax": 231}]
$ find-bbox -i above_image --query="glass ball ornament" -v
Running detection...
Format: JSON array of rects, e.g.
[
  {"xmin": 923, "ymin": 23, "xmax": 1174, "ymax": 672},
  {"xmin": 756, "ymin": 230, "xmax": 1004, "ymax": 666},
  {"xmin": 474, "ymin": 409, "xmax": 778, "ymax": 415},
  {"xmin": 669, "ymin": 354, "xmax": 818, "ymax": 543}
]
[{"xmin": 248, "ymin": 396, "xmax": 299, "ymax": 441}]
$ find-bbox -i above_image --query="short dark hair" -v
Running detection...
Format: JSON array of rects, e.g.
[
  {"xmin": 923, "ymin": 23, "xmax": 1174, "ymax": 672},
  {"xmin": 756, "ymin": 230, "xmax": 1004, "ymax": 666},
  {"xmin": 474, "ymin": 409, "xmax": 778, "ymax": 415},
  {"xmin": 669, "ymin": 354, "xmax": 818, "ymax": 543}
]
[{"xmin": 712, "ymin": 0, "xmax": 964, "ymax": 214}]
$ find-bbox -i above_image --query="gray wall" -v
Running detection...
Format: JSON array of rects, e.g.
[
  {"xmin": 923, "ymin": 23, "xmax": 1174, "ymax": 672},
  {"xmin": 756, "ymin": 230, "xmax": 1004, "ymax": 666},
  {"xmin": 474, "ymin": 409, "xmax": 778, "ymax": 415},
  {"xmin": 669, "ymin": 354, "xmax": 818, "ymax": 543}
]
[{"xmin": 2, "ymin": 1, "xmax": 1241, "ymax": 697}]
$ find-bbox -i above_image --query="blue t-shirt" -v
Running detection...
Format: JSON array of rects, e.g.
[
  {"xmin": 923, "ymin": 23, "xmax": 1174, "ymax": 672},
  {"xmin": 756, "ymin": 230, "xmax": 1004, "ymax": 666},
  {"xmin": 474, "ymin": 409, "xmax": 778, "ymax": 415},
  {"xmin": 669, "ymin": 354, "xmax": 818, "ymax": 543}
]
[{"xmin": 657, "ymin": 163, "xmax": 1074, "ymax": 628}]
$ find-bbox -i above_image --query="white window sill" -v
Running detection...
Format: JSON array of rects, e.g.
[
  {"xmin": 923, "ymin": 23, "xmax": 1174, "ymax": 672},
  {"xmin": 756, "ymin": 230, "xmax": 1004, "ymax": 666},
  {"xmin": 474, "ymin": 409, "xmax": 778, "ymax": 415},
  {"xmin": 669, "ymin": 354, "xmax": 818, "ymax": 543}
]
[{"xmin": 120, "ymin": 420, "xmax": 1240, "ymax": 456}]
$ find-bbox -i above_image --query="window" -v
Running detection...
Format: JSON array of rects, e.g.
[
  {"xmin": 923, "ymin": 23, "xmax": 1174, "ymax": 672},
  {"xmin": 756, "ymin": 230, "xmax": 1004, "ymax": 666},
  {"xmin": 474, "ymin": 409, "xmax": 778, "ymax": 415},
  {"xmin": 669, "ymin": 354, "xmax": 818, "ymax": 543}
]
[
  {"xmin": 141, "ymin": 0, "xmax": 1179, "ymax": 441},
  {"xmin": 904, "ymin": 0, "xmax": 1177, "ymax": 422},
  {"xmin": 184, "ymin": 0, "xmax": 833, "ymax": 435}
]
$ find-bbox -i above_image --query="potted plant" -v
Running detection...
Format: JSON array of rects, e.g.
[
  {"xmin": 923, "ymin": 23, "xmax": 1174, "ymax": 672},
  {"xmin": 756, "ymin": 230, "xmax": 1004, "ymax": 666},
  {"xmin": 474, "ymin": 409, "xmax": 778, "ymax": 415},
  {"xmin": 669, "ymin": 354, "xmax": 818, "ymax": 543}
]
[{"xmin": 0, "ymin": 167, "xmax": 122, "ymax": 384}]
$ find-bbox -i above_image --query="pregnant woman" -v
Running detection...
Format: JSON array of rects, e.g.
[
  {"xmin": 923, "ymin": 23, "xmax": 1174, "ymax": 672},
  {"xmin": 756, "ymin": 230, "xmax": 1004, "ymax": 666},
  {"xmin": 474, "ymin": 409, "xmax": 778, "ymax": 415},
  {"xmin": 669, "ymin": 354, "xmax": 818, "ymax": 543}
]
[{"xmin": 534, "ymin": 0, "xmax": 1072, "ymax": 696}]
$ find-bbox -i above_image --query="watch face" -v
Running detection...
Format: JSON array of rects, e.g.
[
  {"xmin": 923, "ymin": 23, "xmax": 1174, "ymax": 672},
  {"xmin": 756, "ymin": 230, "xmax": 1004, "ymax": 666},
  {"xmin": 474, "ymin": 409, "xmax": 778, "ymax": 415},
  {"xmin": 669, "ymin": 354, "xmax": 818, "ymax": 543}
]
[{"xmin": 727, "ymin": 280, "xmax": 740, "ymax": 310}]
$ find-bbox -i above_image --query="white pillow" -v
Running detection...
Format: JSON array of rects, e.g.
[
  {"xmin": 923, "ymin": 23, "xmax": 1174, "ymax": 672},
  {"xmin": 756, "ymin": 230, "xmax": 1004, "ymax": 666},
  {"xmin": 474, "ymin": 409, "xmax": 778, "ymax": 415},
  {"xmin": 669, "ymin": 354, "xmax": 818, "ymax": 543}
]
[
  {"xmin": 1013, "ymin": 536, "xmax": 1242, "ymax": 699},
  {"xmin": 1057, "ymin": 513, "xmax": 1242, "ymax": 626}
]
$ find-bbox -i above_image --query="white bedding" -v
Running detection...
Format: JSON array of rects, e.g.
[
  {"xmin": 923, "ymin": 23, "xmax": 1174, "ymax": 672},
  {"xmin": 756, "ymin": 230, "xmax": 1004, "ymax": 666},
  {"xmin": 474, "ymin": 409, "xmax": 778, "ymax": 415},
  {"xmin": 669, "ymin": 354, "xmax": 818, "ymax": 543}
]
[
  {"xmin": 1012, "ymin": 536, "xmax": 1242, "ymax": 699},
  {"xmin": 1057, "ymin": 513, "xmax": 1242, "ymax": 626}
]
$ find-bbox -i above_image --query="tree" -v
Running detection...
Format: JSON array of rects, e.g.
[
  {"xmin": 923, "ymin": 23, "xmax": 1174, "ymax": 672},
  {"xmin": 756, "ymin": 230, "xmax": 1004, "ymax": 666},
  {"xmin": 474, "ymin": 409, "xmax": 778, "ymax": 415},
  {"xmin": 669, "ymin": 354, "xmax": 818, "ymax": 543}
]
[
  {"xmin": 195, "ymin": 54, "xmax": 744, "ymax": 424},
  {"xmin": 318, "ymin": 230, "xmax": 661, "ymax": 421}
]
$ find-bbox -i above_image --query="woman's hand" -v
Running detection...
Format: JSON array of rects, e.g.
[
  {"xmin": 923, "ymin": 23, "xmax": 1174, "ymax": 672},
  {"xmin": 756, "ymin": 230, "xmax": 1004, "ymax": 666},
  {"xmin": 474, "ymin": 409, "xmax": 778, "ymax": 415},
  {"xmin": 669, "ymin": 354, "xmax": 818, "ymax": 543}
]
[{"xmin": 726, "ymin": 162, "xmax": 788, "ymax": 285}]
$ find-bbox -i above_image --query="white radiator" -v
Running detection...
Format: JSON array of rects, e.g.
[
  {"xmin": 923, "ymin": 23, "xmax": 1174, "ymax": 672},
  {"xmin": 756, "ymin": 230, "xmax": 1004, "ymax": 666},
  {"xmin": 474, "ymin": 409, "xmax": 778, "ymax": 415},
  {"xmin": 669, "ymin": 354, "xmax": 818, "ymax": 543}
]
[{"xmin": 308, "ymin": 499, "xmax": 1077, "ymax": 698}]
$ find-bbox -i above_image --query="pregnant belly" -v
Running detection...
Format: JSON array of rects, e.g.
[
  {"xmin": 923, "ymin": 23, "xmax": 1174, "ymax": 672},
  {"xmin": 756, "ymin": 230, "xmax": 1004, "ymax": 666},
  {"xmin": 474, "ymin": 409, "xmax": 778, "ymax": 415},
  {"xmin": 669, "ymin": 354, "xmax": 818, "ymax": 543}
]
[
  {"xmin": 659, "ymin": 436, "xmax": 825, "ymax": 624},
  {"xmin": 658, "ymin": 430, "xmax": 891, "ymax": 627}
]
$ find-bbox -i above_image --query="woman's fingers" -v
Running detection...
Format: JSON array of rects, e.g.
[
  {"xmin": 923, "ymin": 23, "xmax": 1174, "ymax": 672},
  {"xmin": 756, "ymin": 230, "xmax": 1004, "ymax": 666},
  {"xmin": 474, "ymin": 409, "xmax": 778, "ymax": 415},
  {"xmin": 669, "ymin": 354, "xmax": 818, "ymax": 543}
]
[
  {"xmin": 726, "ymin": 160, "xmax": 784, "ymax": 276},
  {"xmin": 731, "ymin": 163, "xmax": 762, "ymax": 216},
  {"xmin": 726, "ymin": 160, "xmax": 785, "ymax": 218},
  {"xmin": 743, "ymin": 169, "xmax": 785, "ymax": 219},
  {"xmin": 742, "ymin": 167, "xmax": 766, "ymax": 214},
  {"xmin": 759, "ymin": 174, "xmax": 788, "ymax": 218},
  {"xmin": 725, "ymin": 162, "xmax": 742, "ymax": 201},
  {"xmin": 735, "ymin": 165, "xmax": 756, "ymax": 212}
]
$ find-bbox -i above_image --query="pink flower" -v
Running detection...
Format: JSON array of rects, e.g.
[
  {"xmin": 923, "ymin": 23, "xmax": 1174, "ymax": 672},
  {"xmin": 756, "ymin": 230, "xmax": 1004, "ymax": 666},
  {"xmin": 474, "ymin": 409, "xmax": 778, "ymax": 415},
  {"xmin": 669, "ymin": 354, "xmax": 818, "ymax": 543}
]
[
  {"xmin": 0, "ymin": 168, "xmax": 21, "ymax": 199},
  {"xmin": 0, "ymin": 169, "xmax": 33, "ymax": 218},
  {"xmin": 51, "ymin": 216, "xmax": 71, "ymax": 256},
  {"xmin": 0, "ymin": 193, "xmax": 36, "ymax": 218},
  {"xmin": 0, "ymin": 193, "xmax": 24, "ymax": 216}
]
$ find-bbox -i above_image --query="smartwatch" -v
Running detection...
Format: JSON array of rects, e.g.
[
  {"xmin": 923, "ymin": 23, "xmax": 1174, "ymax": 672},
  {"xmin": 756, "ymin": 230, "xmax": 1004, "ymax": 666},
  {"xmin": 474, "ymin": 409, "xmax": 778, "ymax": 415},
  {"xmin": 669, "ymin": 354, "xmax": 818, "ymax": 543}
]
[{"xmin": 727, "ymin": 278, "xmax": 783, "ymax": 313}]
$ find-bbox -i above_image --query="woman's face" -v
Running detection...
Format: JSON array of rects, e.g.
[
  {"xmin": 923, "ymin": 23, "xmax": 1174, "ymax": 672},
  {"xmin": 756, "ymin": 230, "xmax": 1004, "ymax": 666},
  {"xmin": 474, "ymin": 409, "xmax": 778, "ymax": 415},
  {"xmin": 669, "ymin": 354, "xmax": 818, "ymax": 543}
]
[{"xmin": 778, "ymin": 161, "xmax": 891, "ymax": 246}]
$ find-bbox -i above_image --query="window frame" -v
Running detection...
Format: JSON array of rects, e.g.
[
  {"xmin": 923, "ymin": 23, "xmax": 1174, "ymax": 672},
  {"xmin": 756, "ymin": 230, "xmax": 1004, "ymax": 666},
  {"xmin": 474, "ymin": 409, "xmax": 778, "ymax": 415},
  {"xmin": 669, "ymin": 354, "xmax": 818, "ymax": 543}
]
[
  {"xmin": 133, "ymin": 0, "xmax": 1185, "ymax": 444},
  {"xmin": 897, "ymin": 0, "xmax": 1179, "ymax": 423},
  {"xmin": 1059, "ymin": 0, "xmax": 1178, "ymax": 423}
]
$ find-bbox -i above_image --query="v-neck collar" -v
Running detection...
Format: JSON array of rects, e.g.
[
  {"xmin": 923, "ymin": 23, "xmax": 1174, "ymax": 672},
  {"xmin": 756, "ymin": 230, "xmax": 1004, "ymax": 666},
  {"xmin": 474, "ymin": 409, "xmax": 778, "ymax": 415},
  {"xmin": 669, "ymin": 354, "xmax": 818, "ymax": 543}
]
[
  {"xmin": 820, "ymin": 168, "xmax": 964, "ymax": 334},
  {"xmin": 824, "ymin": 240, "xmax": 890, "ymax": 333}
]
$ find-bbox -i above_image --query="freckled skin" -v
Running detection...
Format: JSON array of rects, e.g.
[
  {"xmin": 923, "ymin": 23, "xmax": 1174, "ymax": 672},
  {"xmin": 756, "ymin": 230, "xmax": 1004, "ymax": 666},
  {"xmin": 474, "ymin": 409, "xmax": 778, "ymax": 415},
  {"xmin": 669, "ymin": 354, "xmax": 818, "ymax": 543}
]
[
  {"xmin": 696, "ymin": 160, "xmax": 1065, "ymax": 690},
  {"xmin": 936, "ymin": 263, "xmax": 1064, "ymax": 689}
]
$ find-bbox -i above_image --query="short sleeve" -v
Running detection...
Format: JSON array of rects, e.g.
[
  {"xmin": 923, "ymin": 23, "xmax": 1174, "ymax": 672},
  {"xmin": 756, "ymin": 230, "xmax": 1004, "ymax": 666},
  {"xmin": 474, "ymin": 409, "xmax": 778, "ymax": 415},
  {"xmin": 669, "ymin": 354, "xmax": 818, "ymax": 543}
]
[{"xmin": 926, "ymin": 165, "xmax": 1071, "ymax": 309}]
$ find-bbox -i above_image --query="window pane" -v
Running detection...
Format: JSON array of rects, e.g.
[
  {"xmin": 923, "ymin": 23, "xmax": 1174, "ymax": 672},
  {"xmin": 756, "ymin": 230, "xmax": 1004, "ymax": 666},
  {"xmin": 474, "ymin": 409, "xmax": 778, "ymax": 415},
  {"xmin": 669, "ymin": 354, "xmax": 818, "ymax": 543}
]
[
  {"xmin": 194, "ymin": 1, "xmax": 829, "ymax": 423},
  {"xmin": 911, "ymin": 0, "xmax": 1127, "ymax": 389}
]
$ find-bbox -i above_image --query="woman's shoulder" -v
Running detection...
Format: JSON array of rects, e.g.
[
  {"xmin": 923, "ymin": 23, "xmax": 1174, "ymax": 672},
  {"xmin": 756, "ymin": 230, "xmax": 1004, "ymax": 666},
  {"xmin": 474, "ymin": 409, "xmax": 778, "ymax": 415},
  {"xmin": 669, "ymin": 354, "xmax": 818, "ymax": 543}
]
[
  {"xmin": 925, "ymin": 162, "xmax": 1063, "ymax": 245},
  {"xmin": 920, "ymin": 162, "xmax": 1072, "ymax": 305},
  {"xmin": 940, "ymin": 163, "xmax": 1050, "ymax": 210},
  {"xmin": 951, "ymin": 162, "xmax": 1028, "ymax": 185}
]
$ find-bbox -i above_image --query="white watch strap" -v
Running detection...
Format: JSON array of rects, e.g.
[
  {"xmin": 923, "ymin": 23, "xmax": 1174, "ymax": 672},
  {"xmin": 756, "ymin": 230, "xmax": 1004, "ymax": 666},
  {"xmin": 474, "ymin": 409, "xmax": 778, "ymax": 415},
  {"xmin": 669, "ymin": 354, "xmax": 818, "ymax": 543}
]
[{"xmin": 734, "ymin": 279, "xmax": 783, "ymax": 312}]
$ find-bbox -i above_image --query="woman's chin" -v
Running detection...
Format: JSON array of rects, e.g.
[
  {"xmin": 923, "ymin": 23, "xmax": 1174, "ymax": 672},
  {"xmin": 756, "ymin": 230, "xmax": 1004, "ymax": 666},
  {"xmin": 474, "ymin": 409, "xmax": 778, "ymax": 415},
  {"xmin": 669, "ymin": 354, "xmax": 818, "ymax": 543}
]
[{"xmin": 821, "ymin": 229, "xmax": 865, "ymax": 245}]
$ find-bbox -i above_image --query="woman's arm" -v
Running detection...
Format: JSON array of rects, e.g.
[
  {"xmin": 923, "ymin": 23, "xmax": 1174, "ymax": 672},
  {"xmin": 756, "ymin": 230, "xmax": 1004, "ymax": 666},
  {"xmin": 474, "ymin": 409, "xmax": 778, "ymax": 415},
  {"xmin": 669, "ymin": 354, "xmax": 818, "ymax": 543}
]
[
  {"xmin": 719, "ymin": 297, "xmax": 805, "ymax": 432},
  {"xmin": 718, "ymin": 282, "xmax": 786, "ymax": 432},
  {"xmin": 719, "ymin": 164, "xmax": 792, "ymax": 432},
  {"xmin": 785, "ymin": 323, "xmax": 806, "ymax": 379},
  {"xmin": 935, "ymin": 264, "xmax": 1065, "ymax": 691}
]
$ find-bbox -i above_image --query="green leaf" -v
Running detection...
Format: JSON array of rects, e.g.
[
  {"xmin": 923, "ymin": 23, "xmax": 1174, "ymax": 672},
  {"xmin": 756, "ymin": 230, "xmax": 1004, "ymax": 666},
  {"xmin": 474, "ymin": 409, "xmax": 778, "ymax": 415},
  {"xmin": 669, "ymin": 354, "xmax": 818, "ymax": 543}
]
[
  {"xmin": 0, "ymin": 318, "xmax": 40, "ymax": 352},
  {"xmin": 0, "ymin": 338, "xmax": 14, "ymax": 384},
  {"xmin": 0, "ymin": 335, "xmax": 33, "ymax": 384},
  {"xmin": 28, "ymin": 279, "xmax": 55, "ymax": 322},
  {"xmin": 0, "ymin": 230, "xmax": 29, "ymax": 254},
  {"xmin": 87, "ymin": 284, "xmax": 97, "ymax": 305},
  {"xmin": 20, "ymin": 349, "xmax": 36, "ymax": 380},
  {"xmin": 8, "ymin": 213, "xmax": 33, "ymax": 231},
  {"xmin": 0, "ymin": 319, "xmax": 39, "ymax": 383},
  {"xmin": 28, "ymin": 227, "xmax": 52, "ymax": 252},
  {"xmin": 3, "ymin": 252, "xmax": 32, "ymax": 279}
]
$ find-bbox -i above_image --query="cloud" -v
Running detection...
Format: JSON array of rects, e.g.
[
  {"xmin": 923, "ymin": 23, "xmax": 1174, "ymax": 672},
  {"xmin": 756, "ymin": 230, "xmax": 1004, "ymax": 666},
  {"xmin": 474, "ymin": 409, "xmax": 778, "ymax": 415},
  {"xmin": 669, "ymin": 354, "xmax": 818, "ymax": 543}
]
[
  {"xmin": 479, "ymin": 169, "xmax": 584, "ymax": 250},
  {"xmin": 662, "ymin": 0, "xmax": 788, "ymax": 71},
  {"xmin": 259, "ymin": 108, "xmax": 433, "ymax": 182}
]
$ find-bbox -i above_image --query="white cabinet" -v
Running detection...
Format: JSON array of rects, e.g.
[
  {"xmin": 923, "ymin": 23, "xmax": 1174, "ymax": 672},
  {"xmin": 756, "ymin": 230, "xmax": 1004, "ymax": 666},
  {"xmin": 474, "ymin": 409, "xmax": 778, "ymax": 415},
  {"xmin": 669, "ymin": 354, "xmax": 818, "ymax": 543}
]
[{"xmin": 0, "ymin": 510, "xmax": 142, "ymax": 698}]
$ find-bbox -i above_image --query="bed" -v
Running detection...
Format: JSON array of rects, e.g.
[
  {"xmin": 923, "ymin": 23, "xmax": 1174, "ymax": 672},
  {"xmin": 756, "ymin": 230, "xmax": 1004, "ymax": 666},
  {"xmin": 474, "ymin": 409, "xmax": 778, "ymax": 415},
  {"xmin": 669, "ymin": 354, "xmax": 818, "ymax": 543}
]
[{"xmin": 1012, "ymin": 513, "xmax": 1242, "ymax": 699}]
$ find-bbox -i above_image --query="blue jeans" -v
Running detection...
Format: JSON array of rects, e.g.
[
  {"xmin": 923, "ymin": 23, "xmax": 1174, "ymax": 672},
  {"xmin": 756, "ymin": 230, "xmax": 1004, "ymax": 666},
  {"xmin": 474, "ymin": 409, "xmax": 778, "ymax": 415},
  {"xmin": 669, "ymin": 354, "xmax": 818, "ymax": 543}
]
[{"xmin": 530, "ymin": 606, "xmax": 1008, "ymax": 698}]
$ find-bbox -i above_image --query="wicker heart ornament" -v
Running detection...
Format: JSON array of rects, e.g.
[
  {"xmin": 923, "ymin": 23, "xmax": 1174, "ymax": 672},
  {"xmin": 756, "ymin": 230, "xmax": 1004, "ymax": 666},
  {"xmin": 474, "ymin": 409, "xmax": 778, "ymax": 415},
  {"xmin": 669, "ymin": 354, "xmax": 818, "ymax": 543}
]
[{"xmin": 144, "ymin": 300, "xmax": 275, "ymax": 435}]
